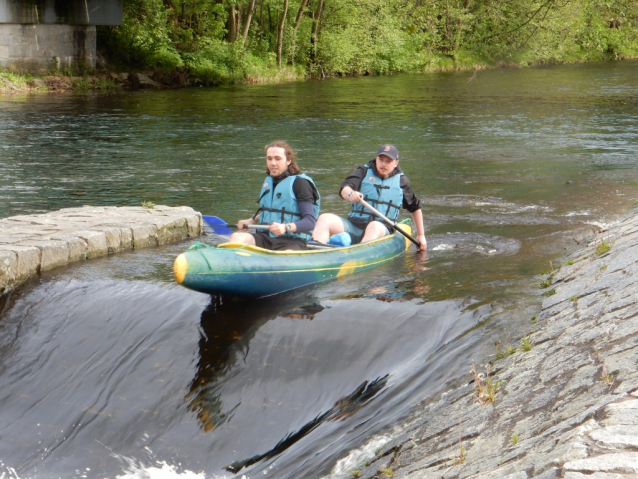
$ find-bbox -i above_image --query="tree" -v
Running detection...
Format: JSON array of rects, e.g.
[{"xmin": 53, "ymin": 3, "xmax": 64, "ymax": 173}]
[{"xmin": 276, "ymin": 0, "xmax": 290, "ymax": 67}]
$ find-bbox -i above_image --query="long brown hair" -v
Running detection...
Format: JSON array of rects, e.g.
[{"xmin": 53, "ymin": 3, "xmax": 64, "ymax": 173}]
[{"xmin": 265, "ymin": 140, "xmax": 301, "ymax": 175}]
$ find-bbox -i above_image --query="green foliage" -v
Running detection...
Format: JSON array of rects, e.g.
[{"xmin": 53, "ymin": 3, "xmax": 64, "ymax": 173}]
[
  {"xmin": 519, "ymin": 336, "xmax": 532, "ymax": 351},
  {"xmin": 510, "ymin": 434, "xmax": 519, "ymax": 445},
  {"xmin": 471, "ymin": 362, "xmax": 503, "ymax": 405},
  {"xmin": 566, "ymin": 260, "xmax": 575, "ymax": 265},
  {"xmin": 97, "ymin": 0, "xmax": 638, "ymax": 83},
  {"xmin": 597, "ymin": 240, "xmax": 612, "ymax": 256},
  {"xmin": 496, "ymin": 343, "xmax": 517, "ymax": 360},
  {"xmin": 543, "ymin": 288, "xmax": 556, "ymax": 296},
  {"xmin": 141, "ymin": 200, "xmax": 155, "ymax": 209}
]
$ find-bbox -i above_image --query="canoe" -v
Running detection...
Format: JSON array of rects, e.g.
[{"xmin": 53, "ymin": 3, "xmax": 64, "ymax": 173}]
[{"xmin": 173, "ymin": 223, "xmax": 413, "ymax": 297}]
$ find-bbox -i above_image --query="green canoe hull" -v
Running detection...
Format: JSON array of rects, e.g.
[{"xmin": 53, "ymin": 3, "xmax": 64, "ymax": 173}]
[{"xmin": 174, "ymin": 226, "xmax": 412, "ymax": 298}]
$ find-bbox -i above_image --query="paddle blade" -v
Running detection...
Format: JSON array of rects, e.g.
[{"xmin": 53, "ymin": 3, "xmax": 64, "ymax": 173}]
[
  {"xmin": 202, "ymin": 215, "xmax": 233, "ymax": 235},
  {"xmin": 202, "ymin": 215, "xmax": 229, "ymax": 227}
]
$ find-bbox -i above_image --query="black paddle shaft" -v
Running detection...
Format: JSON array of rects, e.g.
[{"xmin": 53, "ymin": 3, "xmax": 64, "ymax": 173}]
[{"xmin": 359, "ymin": 198, "xmax": 421, "ymax": 247}]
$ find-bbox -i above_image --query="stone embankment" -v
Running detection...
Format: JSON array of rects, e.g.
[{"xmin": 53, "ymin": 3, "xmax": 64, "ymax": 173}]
[
  {"xmin": 0, "ymin": 205, "xmax": 201, "ymax": 294},
  {"xmin": 0, "ymin": 72, "xmax": 164, "ymax": 93},
  {"xmin": 359, "ymin": 209, "xmax": 638, "ymax": 479}
]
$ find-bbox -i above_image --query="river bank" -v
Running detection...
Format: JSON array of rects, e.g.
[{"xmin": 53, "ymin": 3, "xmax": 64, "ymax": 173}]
[
  {"xmin": 0, "ymin": 205, "xmax": 202, "ymax": 294},
  {"xmin": 3, "ymin": 55, "xmax": 636, "ymax": 94},
  {"xmin": 345, "ymin": 207, "xmax": 638, "ymax": 478}
]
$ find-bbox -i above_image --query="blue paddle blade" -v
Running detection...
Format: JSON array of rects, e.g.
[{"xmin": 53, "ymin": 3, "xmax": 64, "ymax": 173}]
[
  {"xmin": 202, "ymin": 215, "xmax": 233, "ymax": 235},
  {"xmin": 202, "ymin": 215, "xmax": 229, "ymax": 227}
]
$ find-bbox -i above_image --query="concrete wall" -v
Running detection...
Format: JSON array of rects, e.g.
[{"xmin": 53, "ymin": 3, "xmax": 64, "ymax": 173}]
[
  {"xmin": 0, "ymin": 0, "xmax": 122, "ymax": 25},
  {"xmin": 0, "ymin": 23, "xmax": 95, "ymax": 71}
]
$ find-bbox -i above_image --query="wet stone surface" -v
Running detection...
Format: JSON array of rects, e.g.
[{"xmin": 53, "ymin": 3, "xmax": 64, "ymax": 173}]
[
  {"xmin": 0, "ymin": 205, "xmax": 201, "ymax": 293},
  {"xmin": 358, "ymin": 209, "xmax": 638, "ymax": 478}
]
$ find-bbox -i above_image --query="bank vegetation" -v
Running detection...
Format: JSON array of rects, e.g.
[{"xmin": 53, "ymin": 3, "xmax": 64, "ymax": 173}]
[
  {"xmin": 2, "ymin": 0, "xmax": 638, "ymax": 91},
  {"xmin": 94, "ymin": 0, "xmax": 638, "ymax": 85}
]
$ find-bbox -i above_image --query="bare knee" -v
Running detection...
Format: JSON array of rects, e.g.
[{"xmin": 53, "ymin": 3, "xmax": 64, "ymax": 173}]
[
  {"xmin": 313, "ymin": 214, "xmax": 344, "ymax": 243},
  {"xmin": 361, "ymin": 222, "xmax": 388, "ymax": 242},
  {"xmin": 229, "ymin": 232, "xmax": 255, "ymax": 244}
]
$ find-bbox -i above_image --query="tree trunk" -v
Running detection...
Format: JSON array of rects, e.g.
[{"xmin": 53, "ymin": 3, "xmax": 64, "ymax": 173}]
[
  {"xmin": 290, "ymin": 0, "xmax": 308, "ymax": 66},
  {"xmin": 227, "ymin": 4, "xmax": 237, "ymax": 42},
  {"xmin": 241, "ymin": 0, "xmax": 258, "ymax": 47},
  {"xmin": 310, "ymin": 0, "xmax": 325, "ymax": 63},
  {"xmin": 236, "ymin": 4, "xmax": 243, "ymax": 40},
  {"xmin": 276, "ymin": 0, "xmax": 289, "ymax": 67}
]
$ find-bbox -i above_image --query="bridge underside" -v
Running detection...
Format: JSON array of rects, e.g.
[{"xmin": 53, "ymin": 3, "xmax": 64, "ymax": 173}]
[{"xmin": 0, "ymin": 0, "xmax": 121, "ymax": 72}]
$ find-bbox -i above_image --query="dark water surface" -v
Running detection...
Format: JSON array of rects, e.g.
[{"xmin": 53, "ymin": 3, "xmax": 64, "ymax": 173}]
[{"xmin": 2, "ymin": 61, "xmax": 638, "ymax": 479}]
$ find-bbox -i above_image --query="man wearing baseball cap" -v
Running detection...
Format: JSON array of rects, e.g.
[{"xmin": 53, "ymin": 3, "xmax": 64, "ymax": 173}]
[{"xmin": 312, "ymin": 145, "xmax": 426, "ymax": 250}]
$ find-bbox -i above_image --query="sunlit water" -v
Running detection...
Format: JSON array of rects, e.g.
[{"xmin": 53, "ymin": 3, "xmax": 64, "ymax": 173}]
[{"xmin": 2, "ymin": 61, "xmax": 638, "ymax": 478}]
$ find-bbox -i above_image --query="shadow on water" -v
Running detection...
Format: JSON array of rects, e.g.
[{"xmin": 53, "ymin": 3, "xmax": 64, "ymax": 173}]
[{"xmin": 187, "ymin": 295, "xmax": 391, "ymax": 474}]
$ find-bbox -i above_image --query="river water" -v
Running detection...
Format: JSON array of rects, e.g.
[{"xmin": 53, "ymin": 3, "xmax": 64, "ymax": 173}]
[{"xmin": 1, "ymin": 61, "xmax": 638, "ymax": 479}]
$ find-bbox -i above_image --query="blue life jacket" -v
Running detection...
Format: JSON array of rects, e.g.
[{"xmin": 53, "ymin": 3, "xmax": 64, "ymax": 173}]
[
  {"xmin": 258, "ymin": 173, "xmax": 321, "ymax": 241},
  {"xmin": 348, "ymin": 165, "xmax": 403, "ymax": 223}
]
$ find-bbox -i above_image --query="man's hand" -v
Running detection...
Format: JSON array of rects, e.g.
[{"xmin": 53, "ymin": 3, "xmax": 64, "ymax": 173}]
[
  {"xmin": 269, "ymin": 222, "xmax": 287, "ymax": 236},
  {"xmin": 343, "ymin": 187, "xmax": 363, "ymax": 204},
  {"xmin": 417, "ymin": 234, "xmax": 427, "ymax": 251},
  {"xmin": 237, "ymin": 218, "xmax": 255, "ymax": 230}
]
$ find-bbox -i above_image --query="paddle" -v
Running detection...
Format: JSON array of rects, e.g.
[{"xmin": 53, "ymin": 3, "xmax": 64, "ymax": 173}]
[
  {"xmin": 358, "ymin": 198, "xmax": 422, "ymax": 248},
  {"xmin": 202, "ymin": 215, "xmax": 233, "ymax": 235},
  {"xmin": 201, "ymin": 215, "xmax": 335, "ymax": 250}
]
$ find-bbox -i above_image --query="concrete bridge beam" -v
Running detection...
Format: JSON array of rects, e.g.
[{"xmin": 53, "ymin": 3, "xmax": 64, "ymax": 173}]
[{"xmin": 0, "ymin": 0, "xmax": 121, "ymax": 73}]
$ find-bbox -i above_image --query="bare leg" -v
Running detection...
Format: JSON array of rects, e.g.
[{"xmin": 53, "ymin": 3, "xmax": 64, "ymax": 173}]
[
  {"xmin": 361, "ymin": 221, "xmax": 389, "ymax": 243},
  {"xmin": 229, "ymin": 232, "xmax": 256, "ymax": 245},
  {"xmin": 311, "ymin": 213, "xmax": 346, "ymax": 243}
]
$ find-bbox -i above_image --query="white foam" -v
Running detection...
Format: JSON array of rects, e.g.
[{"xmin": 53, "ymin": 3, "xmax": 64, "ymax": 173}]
[
  {"xmin": 586, "ymin": 221, "xmax": 616, "ymax": 232},
  {"xmin": 432, "ymin": 244, "xmax": 454, "ymax": 251},
  {"xmin": 115, "ymin": 458, "xmax": 217, "ymax": 479},
  {"xmin": 321, "ymin": 433, "xmax": 396, "ymax": 479}
]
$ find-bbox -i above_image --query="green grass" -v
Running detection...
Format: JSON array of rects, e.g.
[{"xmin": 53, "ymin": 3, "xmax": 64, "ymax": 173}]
[
  {"xmin": 596, "ymin": 240, "xmax": 612, "ymax": 256},
  {"xmin": 519, "ymin": 337, "xmax": 532, "ymax": 351}
]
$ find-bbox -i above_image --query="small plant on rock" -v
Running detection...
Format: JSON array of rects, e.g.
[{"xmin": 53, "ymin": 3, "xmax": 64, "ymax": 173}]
[
  {"xmin": 496, "ymin": 342, "xmax": 516, "ymax": 359},
  {"xmin": 566, "ymin": 259, "xmax": 575, "ymax": 265},
  {"xmin": 601, "ymin": 360, "xmax": 615, "ymax": 387},
  {"xmin": 471, "ymin": 362, "xmax": 503, "ymax": 405},
  {"xmin": 349, "ymin": 469, "xmax": 361, "ymax": 477},
  {"xmin": 600, "ymin": 265, "xmax": 608, "ymax": 272},
  {"xmin": 570, "ymin": 296, "xmax": 578, "ymax": 302},
  {"xmin": 596, "ymin": 240, "xmax": 612, "ymax": 256},
  {"xmin": 531, "ymin": 315, "xmax": 537, "ymax": 324},
  {"xmin": 454, "ymin": 444, "xmax": 467, "ymax": 465},
  {"xmin": 380, "ymin": 469, "xmax": 394, "ymax": 476},
  {"xmin": 543, "ymin": 288, "xmax": 556, "ymax": 296},
  {"xmin": 141, "ymin": 200, "xmax": 155, "ymax": 209},
  {"xmin": 510, "ymin": 434, "xmax": 519, "ymax": 445},
  {"xmin": 519, "ymin": 336, "xmax": 532, "ymax": 351}
]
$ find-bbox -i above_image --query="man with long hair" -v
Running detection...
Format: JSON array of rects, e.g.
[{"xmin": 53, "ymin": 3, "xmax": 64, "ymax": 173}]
[{"xmin": 230, "ymin": 141, "xmax": 321, "ymax": 251}]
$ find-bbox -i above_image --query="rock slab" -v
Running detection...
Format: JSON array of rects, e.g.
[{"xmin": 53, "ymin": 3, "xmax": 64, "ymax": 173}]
[
  {"xmin": 343, "ymin": 208, "xmax": 638, "ymax": 479},
  {"xmin": 0, "ymin": 205, "xmax": 202, "ymax": 293}
]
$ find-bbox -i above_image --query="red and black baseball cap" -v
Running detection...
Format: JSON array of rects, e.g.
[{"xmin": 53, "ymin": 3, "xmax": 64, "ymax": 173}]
[{"xmin": 377, "ymin": 144, "xmax": 399, "ymax": 161}]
